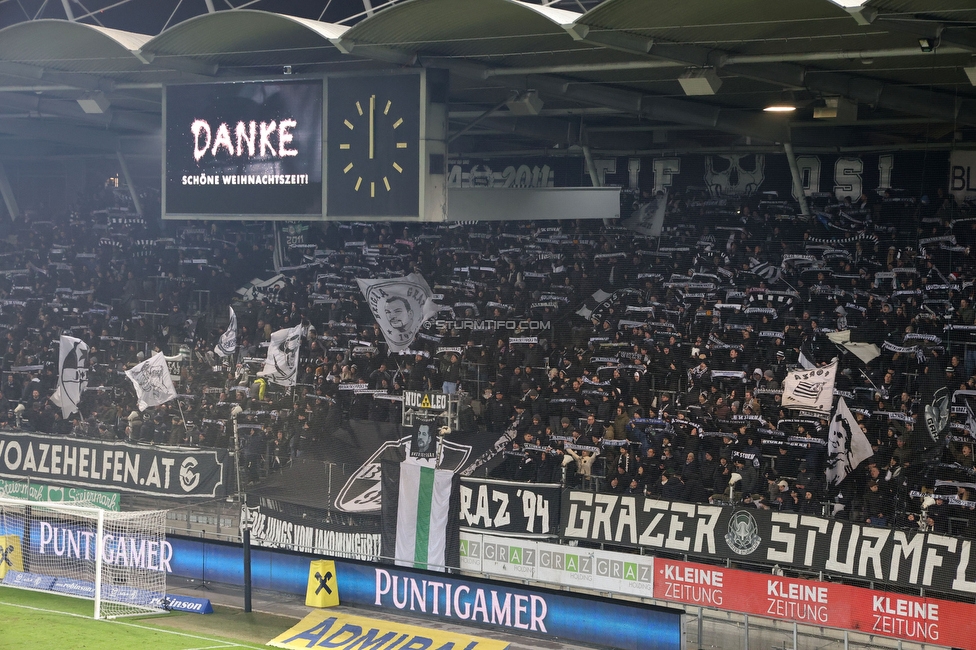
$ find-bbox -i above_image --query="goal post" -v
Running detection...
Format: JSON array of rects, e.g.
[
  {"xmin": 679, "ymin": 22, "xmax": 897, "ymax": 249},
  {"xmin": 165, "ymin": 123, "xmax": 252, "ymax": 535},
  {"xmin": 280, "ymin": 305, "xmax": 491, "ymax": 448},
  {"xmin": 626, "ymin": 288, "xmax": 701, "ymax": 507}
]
[{"xmin": 0, "ymin": 496, "xmax": 168, "ymax": 619}]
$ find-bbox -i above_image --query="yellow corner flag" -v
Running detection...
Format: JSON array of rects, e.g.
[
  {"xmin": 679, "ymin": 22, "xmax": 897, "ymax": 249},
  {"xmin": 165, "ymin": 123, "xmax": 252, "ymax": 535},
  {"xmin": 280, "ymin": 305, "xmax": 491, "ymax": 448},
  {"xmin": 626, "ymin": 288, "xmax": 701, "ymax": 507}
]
[{"xmin": 305, "ymin": 560, "xmax": 339, "ymax": 608}]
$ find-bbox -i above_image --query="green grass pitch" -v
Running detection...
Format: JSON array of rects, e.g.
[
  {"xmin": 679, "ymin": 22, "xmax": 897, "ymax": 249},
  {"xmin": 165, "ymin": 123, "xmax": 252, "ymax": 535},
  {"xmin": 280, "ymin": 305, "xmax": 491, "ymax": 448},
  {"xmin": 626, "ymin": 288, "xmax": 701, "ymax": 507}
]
[{"xmin": 0, "ymin": 586, "xmax": 299, "ymax": 649}]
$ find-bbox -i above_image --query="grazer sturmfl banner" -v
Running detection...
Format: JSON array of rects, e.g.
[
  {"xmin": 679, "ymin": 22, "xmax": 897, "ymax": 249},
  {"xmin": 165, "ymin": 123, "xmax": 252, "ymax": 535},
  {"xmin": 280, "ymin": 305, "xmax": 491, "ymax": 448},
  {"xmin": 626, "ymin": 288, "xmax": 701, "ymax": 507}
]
[
  {"xmin": 559, "ymin": 491, "xmax": 976, "ymax": 600},
  {"xmin": 0, "ymin": 431, "xmax": 228, "ymax": 498},
  {"xmin": 459, "ymin": 478, "xmax": 561, "ymax": 537},
  {"xmin": 164, "ymin": 80, "xmax": 323, "ymax": 218}
]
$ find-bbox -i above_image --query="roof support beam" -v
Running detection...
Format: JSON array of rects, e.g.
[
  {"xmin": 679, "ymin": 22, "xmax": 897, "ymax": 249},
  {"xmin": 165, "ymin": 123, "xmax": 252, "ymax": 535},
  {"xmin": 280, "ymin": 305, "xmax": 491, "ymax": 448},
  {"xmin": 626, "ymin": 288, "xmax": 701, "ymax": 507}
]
[
  {"xmin": 452, "ymin": 115, "xmax": 579, "ymax": 149},
  {"xmin": 567, "ymin": 24, "xmax": 976, "ymax": 127},
  {"xmin": 61, "ymin": 0, "xmax": 75, "ymax": 21},
  {"xmin": 0, "ymin": 93, "xmax": 159, "ymax": 133},
  {"xmin": 0, "ymin": 162, "xmax": 20, "ymax": 221},
  {"xmin": 116, "ymin": 150, "xmax": 142, "ymax": 216},
  {"xmin": 0, "ymin": 61, "xmax": 113, "ymax": 94},
  {"xmin": 876, "ymin": 16, "xmax": 976, "ymax": 52},
  {"xmin": 443, "ymin": 60, "xmax": 788, "ymax": 143},
  {"xmin": 0, "ymin": 120, "xmax": 119, "ymax": 151},
  {"xmin": 331, "ymin": 38, "xmax": 418, "ymax": 66},
  {"xmin": 481, "ymin": 46, "xmax": 968, "ymax": 78}
]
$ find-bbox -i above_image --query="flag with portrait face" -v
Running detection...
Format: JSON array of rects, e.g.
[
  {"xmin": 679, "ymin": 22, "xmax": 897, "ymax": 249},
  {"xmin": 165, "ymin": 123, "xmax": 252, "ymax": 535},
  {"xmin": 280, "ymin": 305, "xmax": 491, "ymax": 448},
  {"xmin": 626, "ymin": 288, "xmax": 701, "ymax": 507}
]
[
  {"xmin": 356, "ymin": 273, "xmax": 439, "ymax": 353},
  {"xmin": 125, "ymin": 352, "xmax": 178, "ymax": 411},
  {"xmin": 258, "ymin": 324, "xmax": 302, "ymax": 386},
  {"xmin": 826, "ymin": 397, "xmax": 873, "ymax": 486},
  {"xmin": 50, "ymin": 335, "xmax": 88, "ymax": 419}
]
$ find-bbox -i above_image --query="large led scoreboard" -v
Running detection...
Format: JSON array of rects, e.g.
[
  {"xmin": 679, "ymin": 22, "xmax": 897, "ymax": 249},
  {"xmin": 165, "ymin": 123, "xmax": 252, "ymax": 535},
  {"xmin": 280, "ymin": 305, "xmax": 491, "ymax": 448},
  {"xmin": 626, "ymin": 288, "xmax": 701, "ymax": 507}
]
[{"xmin": 162, "ymin": 69, "xmax": 448, "ymax": 221}]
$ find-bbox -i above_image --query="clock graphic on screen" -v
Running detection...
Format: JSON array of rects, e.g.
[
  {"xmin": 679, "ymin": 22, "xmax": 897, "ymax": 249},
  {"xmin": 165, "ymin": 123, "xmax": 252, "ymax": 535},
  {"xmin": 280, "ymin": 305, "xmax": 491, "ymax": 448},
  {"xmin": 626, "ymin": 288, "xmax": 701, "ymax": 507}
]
[
  {"xmin": 327, "ymin": 74, "xmax": 421, "ymax": 218},
  {"xmin": 337, "ymin": 94, "xmax": 408, "ymax": 198}
]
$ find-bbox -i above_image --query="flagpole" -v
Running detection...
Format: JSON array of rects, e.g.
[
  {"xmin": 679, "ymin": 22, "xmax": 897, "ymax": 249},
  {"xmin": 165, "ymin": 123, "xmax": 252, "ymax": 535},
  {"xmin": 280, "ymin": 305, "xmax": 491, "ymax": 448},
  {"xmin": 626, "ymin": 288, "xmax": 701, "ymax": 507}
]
[{"xmin": 175, "ymin": 397, "xmax": 187, "ymax": 428}]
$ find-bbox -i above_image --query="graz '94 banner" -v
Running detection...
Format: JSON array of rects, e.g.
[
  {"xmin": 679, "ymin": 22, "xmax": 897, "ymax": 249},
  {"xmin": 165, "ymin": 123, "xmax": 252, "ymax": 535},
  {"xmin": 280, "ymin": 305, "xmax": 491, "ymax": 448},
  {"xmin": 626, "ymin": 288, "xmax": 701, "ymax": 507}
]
[
  {"xmin": 0, "ymin": 431, "xmax": 228, "ymax": 498},
  {"xmin": 459, "ymin": 478, "xmax": 561, "ymax": 538},
  {"xmin": 560, "ymin": 491, "xmax": 976, "ymax": 599}
]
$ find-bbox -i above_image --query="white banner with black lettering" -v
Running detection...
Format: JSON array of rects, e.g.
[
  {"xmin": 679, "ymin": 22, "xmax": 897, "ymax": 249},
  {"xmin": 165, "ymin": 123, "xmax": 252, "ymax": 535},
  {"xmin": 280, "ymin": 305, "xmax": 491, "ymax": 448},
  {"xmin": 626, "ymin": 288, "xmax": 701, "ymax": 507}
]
[
  {"xmin": 459, "ymin": 478, "xmax": 561, "ymax": 538},
  {"xmin": 559, "ymin": 490, "xmax": 976, "ymax": 599},
  {"xmin": 240, "ymin": 499, "xmax": 381, "ymax": 561},
  {"xmin": 0, "ymin": 430, "xmax": 228, "ymax": 498},
  {"xmin": 459, "ymin": 531, "xmax": 654, "ymax": 600}
]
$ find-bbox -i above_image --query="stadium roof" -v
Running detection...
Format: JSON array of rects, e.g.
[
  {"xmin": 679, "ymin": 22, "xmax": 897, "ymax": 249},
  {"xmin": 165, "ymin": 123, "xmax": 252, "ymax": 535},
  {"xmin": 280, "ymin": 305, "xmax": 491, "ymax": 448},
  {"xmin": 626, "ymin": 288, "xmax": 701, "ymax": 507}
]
[{"xmin": 0, "ymin": 0, "xmax": 973, "ymax": 161}]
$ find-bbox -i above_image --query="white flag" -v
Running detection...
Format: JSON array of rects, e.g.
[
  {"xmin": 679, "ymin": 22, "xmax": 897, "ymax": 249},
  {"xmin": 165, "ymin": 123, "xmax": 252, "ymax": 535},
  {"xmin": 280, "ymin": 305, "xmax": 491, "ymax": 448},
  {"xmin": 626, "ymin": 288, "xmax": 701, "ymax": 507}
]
[
  {"xmin": 257, "ymin": 324, "xmax": 302, "ymax": 386},
  {"xmin": 50, "ymin": 335, "xmax": 88, "ymax": 419},
  {"xmin": 623, "ymin": 190, "xmax": 668, "ymax": 237},
  {"xmin": 214, "ymin": 306, "xmax": 238, "ymax": 358},
  {"xmin": 576, "ymin": 289, "xmax": 612, "ymax": 320},
  {"xmin": 356, "ymin": 273, "xmax": 439, "ymax": 353},
  {"xmin": 782, "ymin": 359, "xmax": 838, "ymax": 412},
  {"xmin": 384, "ymin": 461, "xmax": 455, "ymax": 571},
  {"xmin": 798, "ymin": 351, "xmax": 816, "ymax": 370},
  {"xmin": 125, "ymin": 352, "xmax": 178, "ymax": 411},
  {"xmin": 826, "ymin": 397, "xmax": 874, "ymax": 486}
]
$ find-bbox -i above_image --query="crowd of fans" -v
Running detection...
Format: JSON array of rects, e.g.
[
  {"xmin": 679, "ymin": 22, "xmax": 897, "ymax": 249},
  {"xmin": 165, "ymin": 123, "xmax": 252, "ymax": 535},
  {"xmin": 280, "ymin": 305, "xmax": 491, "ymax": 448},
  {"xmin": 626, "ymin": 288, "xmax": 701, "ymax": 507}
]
[{"xmin": 3, "ymin": 180, "xmax": 976, "ymax": 536}]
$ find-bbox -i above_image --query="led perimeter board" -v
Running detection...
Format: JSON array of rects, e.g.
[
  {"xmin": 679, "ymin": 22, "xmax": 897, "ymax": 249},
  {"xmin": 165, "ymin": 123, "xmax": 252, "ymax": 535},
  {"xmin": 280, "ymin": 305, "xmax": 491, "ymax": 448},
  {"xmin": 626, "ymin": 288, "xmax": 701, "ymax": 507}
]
[{"xmin": 163, "ymin": 79, "xmax": 324, "ymax": 219}]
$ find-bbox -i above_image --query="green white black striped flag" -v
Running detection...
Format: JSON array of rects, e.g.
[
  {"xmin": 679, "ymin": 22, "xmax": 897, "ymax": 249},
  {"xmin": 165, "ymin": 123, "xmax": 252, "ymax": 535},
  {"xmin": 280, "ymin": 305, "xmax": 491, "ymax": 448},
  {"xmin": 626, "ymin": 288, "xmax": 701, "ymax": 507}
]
[{"xmin": 381, "ymin": 460, "xmax": 459, "ymax": 572}]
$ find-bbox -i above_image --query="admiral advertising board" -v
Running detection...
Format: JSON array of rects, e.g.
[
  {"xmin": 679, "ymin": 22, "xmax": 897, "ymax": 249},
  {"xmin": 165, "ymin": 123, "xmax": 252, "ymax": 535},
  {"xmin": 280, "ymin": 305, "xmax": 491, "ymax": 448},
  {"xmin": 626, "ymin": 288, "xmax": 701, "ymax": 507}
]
[
  {"xmin": 0, "ymin": 431, "xmax": 227, "ymax": 498},
  {"xmin": 560, "ymin": 491, "xmax": 976, "ymax": 600}
]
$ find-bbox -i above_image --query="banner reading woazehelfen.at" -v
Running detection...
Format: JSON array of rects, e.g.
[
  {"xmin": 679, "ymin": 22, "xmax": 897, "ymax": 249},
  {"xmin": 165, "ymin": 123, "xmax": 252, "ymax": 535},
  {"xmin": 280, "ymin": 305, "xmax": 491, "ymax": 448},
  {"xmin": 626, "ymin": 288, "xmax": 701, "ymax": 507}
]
[{"xmin": 0, "ymin": 431, "xmax": 227, "ymax": 498}]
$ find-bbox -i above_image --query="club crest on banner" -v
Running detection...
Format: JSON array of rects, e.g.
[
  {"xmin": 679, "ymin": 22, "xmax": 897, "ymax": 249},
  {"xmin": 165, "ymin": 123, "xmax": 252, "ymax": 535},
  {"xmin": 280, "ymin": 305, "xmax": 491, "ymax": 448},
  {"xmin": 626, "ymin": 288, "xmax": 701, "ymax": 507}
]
[
  {"xmin": 725, "ymin": 510, "xmax": 762, "ymax": 556},
  {"xmin": 334, "ymin": 435, "xmax": 472, "ymax": 513},
  {"xmin": 357, "ymin": 273, "xmax": 439, "ymax": 353}
]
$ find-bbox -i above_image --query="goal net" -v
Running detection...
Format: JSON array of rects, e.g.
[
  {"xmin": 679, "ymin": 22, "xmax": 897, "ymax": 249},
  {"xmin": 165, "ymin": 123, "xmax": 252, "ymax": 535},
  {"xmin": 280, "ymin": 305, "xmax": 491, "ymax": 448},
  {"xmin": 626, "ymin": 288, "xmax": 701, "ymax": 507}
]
[{"xmin": 0, "ymin": 497, "xmax": 168, "ymax": 619}]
